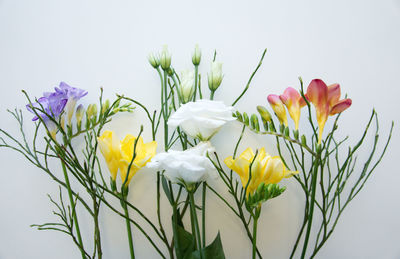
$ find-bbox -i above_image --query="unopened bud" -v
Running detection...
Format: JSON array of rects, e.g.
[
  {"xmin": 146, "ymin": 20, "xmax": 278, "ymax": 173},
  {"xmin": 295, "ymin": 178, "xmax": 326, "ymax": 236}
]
[
  {"xmin": 208, "ymin": 61, "xmax": 223, "ymax": 91},
  {"xmin": 148, "ymin": 52, "xmax": 160, "ymax": 68},
  {"xmin": 179, "ymin": 70, "xmax": 195, "ymax": 103},
  {"xmin": 160, "ymin": 45, "xmax": 171, "ymax": 70},
  {"xmin": 257, "ymin": 106, "xmax": 272, "ymax": 122},
  {"xmin": 192, "ymin": 44, "xmax": 201, "ymax": 65},
  {"xmin": 75, "ymin": 104, "xmax": 84, "ymax": 124},
  {"xmin": 102, "ymin": 99, "xmax": 110, "ymax": 114}
]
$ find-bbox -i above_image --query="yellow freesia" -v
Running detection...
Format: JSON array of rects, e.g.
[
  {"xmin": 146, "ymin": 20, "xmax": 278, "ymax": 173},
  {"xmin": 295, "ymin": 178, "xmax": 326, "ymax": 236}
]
[
  {"xmin": 225, "ymin": 147, "xmax": 297, "ymax": 196},
  {"xmin": 97, "ymin": 130, "xmax": 121, "ymax": 180},
  {"xmin": 98, "ymin": 130, "xmax": 157, "ymax": 185},
  {"xmin": 119, "ymin": 134, "xmax": 157, "ymax": 185}
]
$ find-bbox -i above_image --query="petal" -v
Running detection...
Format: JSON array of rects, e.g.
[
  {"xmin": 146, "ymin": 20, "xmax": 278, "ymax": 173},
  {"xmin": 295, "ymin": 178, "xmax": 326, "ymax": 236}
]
[
  {"xmin": 267, "ymin": 94, "xmax": 288, "ymax": 125},
  {"xmin": 327, "ymin": 83, "xmax": 341, "ymax": 108},
  {"xmin": 330, "ymin": 98, "xmax": 352, "ymax": 115},
  {"xmin": 306, "ymin": 79, "xmax": 328, "ymax": 107}
]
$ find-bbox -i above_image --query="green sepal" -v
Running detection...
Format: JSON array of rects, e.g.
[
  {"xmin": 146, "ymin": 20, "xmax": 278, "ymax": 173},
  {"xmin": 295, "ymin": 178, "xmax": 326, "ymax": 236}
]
[{"xmin": 245, "ymin": 183, "xmax": 286, "ymax": 210}]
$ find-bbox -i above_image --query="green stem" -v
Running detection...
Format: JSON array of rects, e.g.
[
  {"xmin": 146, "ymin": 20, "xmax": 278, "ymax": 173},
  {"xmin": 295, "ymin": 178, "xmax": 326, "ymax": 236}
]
[
  {"xmin": 193, "ymin": 65, "xmax": 199, "ymax": 101},
  {"xmin": 202, "ymin": 182, "xmax": 206, "ymax": 248},
  {"xmin": 189, "ymin": 190, "xmax": 203, "ymax": 258},
  {"xmin": 122, "ymin": 197, "xmax": 135, "ymax": 259},
  {"xmin": 300, "ymin": 152, "xmax": 321, "ymax": 259},
  {"xmin": 61, "ymin": 161, "xmax": 85, "ymax": 259},
  {"xmin": 163, "ymin": 70, "xmax": 169, "ymax": 151},
  {"xmin": 210, "ymin": 90, "xmax": 215, "ymax": 100},
  {"xmin": 252, "ymin": 215, "xmax": 259, "ymax": 259}
]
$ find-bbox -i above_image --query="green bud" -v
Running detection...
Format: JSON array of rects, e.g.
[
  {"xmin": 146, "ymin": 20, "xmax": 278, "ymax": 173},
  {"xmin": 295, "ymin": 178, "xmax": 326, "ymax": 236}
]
[
  {"xmin": 148, "ymin": 52, "xmax": 160, "ymax": 68},
  {"xmin": 250, "ymin": 114, "xmax": 260, "ymax": 131},
  {"xmin": 243, "ymin": 112, "xmax": 249, "ymax": 126},
  {"xmin": 263, "ymin": 122, "xmax": 269, "ymax": 131},
  {"xmin": 235, "ymin": 111, "xmax": 243, "ymax": 122},
  {"xmin": 75, "ymin": 104, "xmax": 84, "ymax": 125},
  {"xmin": 284, "ymin": 127, "xmax": 289, "ymax": 137},
  {"xmin": 208, "ymin": 61, "xmax": 223, "ymax": 91},
  {"xmin": 301, "ymin": 135, "xmax": 307, "ymax": 146},
  {"xmin": 102, "ymin": 99, "xmax": 110, "ymax": 114},
  {"xmin": 192, "ymin": 44, "xmax": 201, "ymax": 66},
  {"xmin": 160, "ymin": 45, "xmax": 171, "ymax": 70},
  {"xmin": 293, "ymin": 129, "xmax": 299, "ymax": 140},
  {"xmin": 91, "ymin": 104, "xmax": 98, "ymax": 117},
  {"xmin": 279, "ymin": 124, "xmax": 285, "ymax": 133},
  {"xmin": 256, "ymin": 105, "xmax": 272, "ymax": 122},
  {"xmin": 114, "ymin": 99, "xmax": 121, "ymax": 108}
]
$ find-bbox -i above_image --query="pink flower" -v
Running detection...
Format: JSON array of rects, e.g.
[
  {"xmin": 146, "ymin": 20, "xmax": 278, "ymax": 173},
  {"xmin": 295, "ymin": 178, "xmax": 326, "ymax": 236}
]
[{"xmin": 306, "ymin": 79, "xmax": 352, "ymax": 143}]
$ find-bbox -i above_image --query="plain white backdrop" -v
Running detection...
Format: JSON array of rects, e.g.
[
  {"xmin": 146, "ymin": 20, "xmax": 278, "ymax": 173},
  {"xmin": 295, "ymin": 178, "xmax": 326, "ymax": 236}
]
[{"xmin": 0, "ymin": 0, "xmax": 399, "ymax": 258}]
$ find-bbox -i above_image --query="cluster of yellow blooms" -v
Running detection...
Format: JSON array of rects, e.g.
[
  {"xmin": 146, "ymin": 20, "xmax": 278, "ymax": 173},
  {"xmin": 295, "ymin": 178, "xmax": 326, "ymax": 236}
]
[
  {"xmin": 97, "ymin": 130, "xmax": 157, "ymax": 184},
  {"xmin": 225, "ymin": 148, "xmax": 297, "ymax": 196},
  {"xmin": 98, "ymin": 130, "xmax": 296, "ymax": 197}
]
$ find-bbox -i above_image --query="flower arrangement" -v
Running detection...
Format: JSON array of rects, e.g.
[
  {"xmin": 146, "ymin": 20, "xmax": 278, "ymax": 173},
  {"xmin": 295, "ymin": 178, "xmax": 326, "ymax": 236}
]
[{"xmin": 0, "ymin": 45, "xmax": 393, "ymax": 259}]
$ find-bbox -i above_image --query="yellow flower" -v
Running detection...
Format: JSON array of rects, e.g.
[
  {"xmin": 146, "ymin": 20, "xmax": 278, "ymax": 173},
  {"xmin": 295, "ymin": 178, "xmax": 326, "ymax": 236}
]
[
  {"xmin": 224, "ymin": 147, "xmax": 297, "ymax": 196},
  {"xmin": 119, "ymin": 134, "xmax": 157, "ymax": 185},
  {"xmin": 98, "ymin": 130, "xmax": 157, "ymax": 185},
  {"xmin": 97, "ymin": 130, "xmax": 121, "ymax": 180}
]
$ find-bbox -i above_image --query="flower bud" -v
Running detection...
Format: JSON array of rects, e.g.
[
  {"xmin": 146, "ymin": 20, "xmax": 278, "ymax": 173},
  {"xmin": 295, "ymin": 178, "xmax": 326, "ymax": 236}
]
[
  {"xmin": 192, "ymin": 44, "xmax": 201, "ymax": 66},
  {"xmin": 250, "ymin": 114, "xmax": 260, "ymax": 131},
  {"xmin": 160, "ymin": 45, "xmax": 171, "ymax": 70},
  {"xmin": 102, "ymin": 99, "xmax": 110, "ymax": 114},
  {"xmin": 179, "ymin": 70, "xmax": 195, "ymax": 103},
  {"xmin": 257, "ymin": 106, "xmax": 272, "ymax": 123},
  {"xmin": 75, "ymin": 104, "xmax": 84, "ymax": 125},
  {"xmin": 148, "ymin": 52, "xmax": 160, "ymax": 68},
  {"xmin": 208, "ymin": 61, "xmax": 223, "ymax": 91}
]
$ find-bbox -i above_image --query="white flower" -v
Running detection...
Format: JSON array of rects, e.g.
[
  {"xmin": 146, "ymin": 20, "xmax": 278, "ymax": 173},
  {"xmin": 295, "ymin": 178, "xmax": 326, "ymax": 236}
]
[
  {"xmin": 147, "ymin": 142, "xmax": 218, "ymax": 186},
  {"xmin": 179, "ymin": 70, "xmax": 195, "ymax": 103},
  {"xmin": 168, "ymin": 99, "xmax": 235, "ymax": 141}
]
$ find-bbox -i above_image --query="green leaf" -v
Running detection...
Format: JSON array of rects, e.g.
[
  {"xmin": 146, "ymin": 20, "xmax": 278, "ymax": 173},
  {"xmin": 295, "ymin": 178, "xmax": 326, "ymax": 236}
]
[
  {"xmin": 177, "ymin": 225, "xmax": 196, "ymax": 259},
  {"xmin": 186, "ymin": 233, "xmax": 225, "ymax": 259},
  {"xmin": 161, "ymin": 175, "xmax": 173, "ymax": 205}
]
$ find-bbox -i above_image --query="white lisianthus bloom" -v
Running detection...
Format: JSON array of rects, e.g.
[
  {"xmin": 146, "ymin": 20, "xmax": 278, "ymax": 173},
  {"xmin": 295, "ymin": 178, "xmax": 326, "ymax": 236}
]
[
  {"xmin": 147, "ymin": 142, "xmax": 218, "ymax": 187},
  {"xmin": 179, "ymin": 70, "xmax": 195, "ymax": 103},
  {"xmin": 168, "ymin": 99, "xmax": 235, "ymax": 141}
]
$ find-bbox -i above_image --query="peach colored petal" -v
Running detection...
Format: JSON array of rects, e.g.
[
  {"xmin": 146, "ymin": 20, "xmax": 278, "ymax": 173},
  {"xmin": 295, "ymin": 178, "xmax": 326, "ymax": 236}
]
[{"xmin": 330, "ymin": 98, "xmax": 352, "ymax": 115}]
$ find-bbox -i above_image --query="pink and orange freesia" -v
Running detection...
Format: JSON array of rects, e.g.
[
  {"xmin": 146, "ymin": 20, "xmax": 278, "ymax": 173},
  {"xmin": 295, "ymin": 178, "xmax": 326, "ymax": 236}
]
[
  {"xmin": 279, "ymin": 87, "xmax": 307, "ymax": 130},
  {"xmin": 267, "ymin": 94, "xmax": 288, "ymax": 126},
  {"xmin": 306, "ymin": 79, "xmax": 352, "ymax": 143}
]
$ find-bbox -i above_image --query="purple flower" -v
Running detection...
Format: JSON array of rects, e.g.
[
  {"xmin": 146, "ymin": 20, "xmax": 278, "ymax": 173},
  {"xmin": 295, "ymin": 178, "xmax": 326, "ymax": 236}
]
[
  {"xmin": 56, "ymin": 82, "xmax": 88, "ymax": 100},
  {"xmin": 26, "ymin": 82, "xmax": 88, "ymax": 137},
  {"xmin": 26, "ymin": 92, "xmax": 67, "ymax": 122}
]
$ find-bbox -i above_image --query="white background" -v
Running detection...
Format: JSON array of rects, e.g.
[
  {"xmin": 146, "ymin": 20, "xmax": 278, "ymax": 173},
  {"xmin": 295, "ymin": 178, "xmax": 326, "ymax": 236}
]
[{"xmin": 0, "ymin": 0, "xmax": 399, "ymax": 258}]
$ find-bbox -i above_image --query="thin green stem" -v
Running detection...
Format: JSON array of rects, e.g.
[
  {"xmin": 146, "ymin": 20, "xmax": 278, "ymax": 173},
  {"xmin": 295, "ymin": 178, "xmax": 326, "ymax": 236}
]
[
  {"xmin": 252, "ymin": 215, "xmax": 259, "ymax": 259},
  {"xmin": 61, "ymin": 161, "xmax": 85, "ymax": 259},
  {"xmin": 122, "ymin": 197, "xmax": 135, "ymax": 259},
  {"xmin": 189, "ymin": 190, "xmax": 203, "ymax": 258},
  {"xmin": 300, "ymin": 151, "xmax": 321, "ymax": 259},
  {"xmin": 202, "ymin": 182, "xmax": 206, "ymax": 248}
]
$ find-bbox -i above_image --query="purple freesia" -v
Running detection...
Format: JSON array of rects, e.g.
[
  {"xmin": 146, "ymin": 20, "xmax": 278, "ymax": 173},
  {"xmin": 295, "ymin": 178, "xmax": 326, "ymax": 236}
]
[
  {"xmin": 26, "ymin": 82, "xmax": 88, "ymax": 124},
  {"xmin": 26, "ymin": 92, "xmax": 67, "ymax": 122},
  {"xmin": 56, "ymin": 81, "xmax": 88, "ymax": 100}
]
